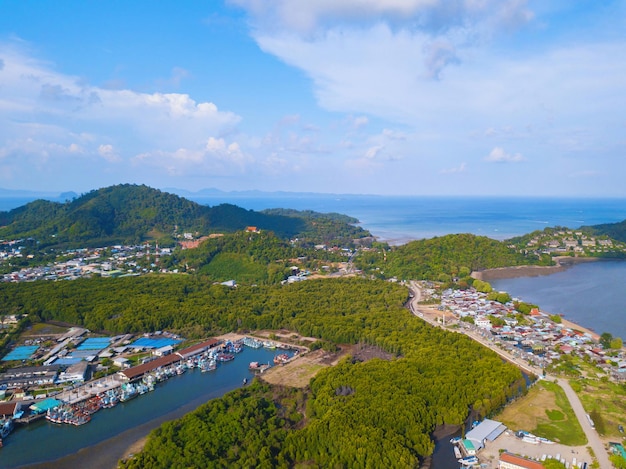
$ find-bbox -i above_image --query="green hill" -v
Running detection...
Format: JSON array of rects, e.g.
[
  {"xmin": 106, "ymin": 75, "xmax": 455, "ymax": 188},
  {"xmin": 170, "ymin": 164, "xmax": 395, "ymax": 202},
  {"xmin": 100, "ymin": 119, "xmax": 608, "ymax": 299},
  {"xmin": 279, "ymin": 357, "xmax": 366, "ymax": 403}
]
[
  {"xmin": 581, "ymin": 219, "xmax": 626, "ymax": 243},
  {"xmin": 0, "ymin": 184, "xmax": 369, "ymax": 248},
  {"xmin": 356, "ymin": 233, "xmax": 548, "ymax": 281}
]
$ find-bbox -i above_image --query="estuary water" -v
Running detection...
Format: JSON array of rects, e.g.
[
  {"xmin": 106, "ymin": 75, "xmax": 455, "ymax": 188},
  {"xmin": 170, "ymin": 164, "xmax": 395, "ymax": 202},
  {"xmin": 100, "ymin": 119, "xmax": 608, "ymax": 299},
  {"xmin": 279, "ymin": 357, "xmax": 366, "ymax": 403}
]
[{"xmin": 490, "ymin": 260, "xmax": 626, "ymax": 341}]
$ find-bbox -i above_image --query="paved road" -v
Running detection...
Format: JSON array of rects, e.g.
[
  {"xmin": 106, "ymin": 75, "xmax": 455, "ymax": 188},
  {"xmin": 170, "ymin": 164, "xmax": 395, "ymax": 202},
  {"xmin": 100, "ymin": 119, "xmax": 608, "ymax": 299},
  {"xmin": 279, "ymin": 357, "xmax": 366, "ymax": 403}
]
[
  {"xmin": 407, "ymin": 281, "xmax": 541, "ymax": 376},
  {"xmin": 407, "ymin": 281, "xmax": 611, "ymax": 468},
  {"xmin": 558, "ymin": 378, "xmax": 611, "ymax": 468}
]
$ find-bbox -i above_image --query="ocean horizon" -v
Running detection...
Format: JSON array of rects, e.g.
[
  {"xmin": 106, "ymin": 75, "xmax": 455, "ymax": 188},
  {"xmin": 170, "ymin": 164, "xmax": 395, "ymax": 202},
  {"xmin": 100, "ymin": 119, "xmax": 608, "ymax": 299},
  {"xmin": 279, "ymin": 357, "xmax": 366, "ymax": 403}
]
[
  {"xmin": 4, "ymin": 193, "xmax": 626, "ymax": 243},
  {"xmin": 183, "ymin": 194, "xmax": 626, "ymax": 244}
]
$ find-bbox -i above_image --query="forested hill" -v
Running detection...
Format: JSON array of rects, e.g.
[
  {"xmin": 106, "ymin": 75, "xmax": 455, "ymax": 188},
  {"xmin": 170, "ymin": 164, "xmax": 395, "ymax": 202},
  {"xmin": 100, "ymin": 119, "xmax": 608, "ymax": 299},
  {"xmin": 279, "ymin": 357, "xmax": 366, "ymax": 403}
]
[
  {"xmin": 356, "ymin": 233, "xmax": 550, "ymax": 280},
  {"xmin": 581, "ymin": 219, "xmax": 626, "ymax": 243},
  {"xmin": 0, "ymin": 184, "xmax": 370, "ymax": 247}
]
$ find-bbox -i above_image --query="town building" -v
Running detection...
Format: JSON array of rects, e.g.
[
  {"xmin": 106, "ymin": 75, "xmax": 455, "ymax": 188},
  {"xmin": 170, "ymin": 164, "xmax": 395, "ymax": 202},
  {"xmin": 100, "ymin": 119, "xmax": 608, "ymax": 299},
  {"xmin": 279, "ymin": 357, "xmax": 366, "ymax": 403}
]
[{"xmin": 499, "ymin": 452, "xmax": 545, "ymax": 469}]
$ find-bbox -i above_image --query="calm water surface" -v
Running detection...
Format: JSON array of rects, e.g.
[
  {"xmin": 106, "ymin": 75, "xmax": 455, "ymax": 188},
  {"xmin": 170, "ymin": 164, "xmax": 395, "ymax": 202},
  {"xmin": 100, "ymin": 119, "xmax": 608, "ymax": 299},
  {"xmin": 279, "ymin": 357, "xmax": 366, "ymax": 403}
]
[
  {"xmin": 2, "ymin": 347, "xmax": 283, "ymax": 468},
  {"xmin": 491, "ymin": 260, "xmax": 626, "ymax": 340}
]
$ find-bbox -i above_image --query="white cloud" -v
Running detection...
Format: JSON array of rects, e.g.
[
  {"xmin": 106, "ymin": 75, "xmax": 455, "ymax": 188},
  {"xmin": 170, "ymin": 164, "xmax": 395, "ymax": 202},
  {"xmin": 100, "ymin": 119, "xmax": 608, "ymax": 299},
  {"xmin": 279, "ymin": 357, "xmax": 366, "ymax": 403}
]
[
  {"xmin": 484, "ymin": 146, "xmax": 524, "ymax": 163},
  {"xmin": 352, "ymin": 115, "xmax": 369, "ymax": 129},
  {"xmin": 235, "ymin": 1, "xmax": 626, "ymax": 191},
  {"xmin": 68, "ymin": 143, "xmax": 83, "ymax": 154},
  {"xmin": 0, "ymin": 42, "xmax": 242, "ymax": 184},
  {"xmin": 230, "ymin": 0, "xmax": 533, "ymax": 35},
  {"xmin": 441, "ymin": 162, "xmax": 467, "ymax": 174},
  {"xmin": 98, "ymin": 144, "xmax": 120, "ymax": 162},
  {"xmin": 364, "ymin": 144, "xmax": 383, "ymax": 159}
]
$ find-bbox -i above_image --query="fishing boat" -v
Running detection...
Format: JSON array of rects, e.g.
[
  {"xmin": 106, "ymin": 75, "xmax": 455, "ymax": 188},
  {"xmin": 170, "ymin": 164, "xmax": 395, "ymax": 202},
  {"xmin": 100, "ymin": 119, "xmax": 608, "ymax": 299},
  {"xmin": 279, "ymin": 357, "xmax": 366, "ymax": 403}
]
[
  {"xmin": 458, "ymin": 456, "xmax": 478, "ymax": 466},
  {"xmin": 216, "ymin": 352, "xmax": 235, "ymax": 362},
  {"xmin": 273, "ymin": 353, "xmax": 289, "ymax": 365},
  {"xmin": 243, "ymin": 337, "xmax": 262, "ymax": 348},
  {"xmin": 120, "ymin": 383, "xmax": 138, "ymax": 402},
  {"xmin": 0, "ymin": 418, "xmax": 13, "ymax": 439},
  {"xmin": 200, "ymin": 358, "xmax": 217, "ymax": 372}
]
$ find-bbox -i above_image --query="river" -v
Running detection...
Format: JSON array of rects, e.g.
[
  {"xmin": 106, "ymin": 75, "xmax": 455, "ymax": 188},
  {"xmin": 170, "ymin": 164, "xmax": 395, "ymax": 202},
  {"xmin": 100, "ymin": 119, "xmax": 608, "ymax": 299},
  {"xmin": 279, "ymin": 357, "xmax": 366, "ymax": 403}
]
[{"xmin": 2, "ymin": 347, "xmax": 284, "ymax": 469}]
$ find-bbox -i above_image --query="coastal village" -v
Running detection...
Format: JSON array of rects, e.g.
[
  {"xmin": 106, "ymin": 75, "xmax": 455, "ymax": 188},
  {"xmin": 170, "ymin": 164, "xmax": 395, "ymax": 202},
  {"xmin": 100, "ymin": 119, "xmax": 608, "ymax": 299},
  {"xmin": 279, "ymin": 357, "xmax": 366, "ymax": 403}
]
[
  {"xmin": 433, "ymin": 286, "xmax": 626, "ymax": 382},
  {"xmin": 0, "ymin": 326, "xmax": 301, "ymax": 448},
  {"xmin": 413, "ymin": 281, "xmax": 626, "ymax": 468},
  {"xmin": 510, "ymin": 228, "xmax": 626, "ymax": 257},
  {"xmin": 1, "ymin": 240, "xmax": 176, "ymax": 283}
]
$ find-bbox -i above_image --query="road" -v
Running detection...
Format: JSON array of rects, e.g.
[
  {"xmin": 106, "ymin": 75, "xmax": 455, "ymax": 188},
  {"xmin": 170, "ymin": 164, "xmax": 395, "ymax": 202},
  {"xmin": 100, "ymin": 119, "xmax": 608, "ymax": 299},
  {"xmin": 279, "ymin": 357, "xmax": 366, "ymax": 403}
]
[
  {"xmin": 407, "ymin": 281, "xmax": 611, "ymax": 468},
  {"xmin": 558, "ymin": 378, "xmax": 611, "ymax": 468}
]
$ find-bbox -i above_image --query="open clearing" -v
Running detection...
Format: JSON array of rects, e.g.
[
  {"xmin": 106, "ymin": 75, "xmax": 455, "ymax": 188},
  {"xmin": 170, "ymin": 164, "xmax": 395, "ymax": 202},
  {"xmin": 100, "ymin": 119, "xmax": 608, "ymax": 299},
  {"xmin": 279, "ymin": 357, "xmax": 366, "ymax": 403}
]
[
  {"xmin": 260, "ymin": 348, "xmax": 347, "ymax": 388},
  {"xmin": 496, "ymin": 379, "xmax": 586, "ymax": 446},
  {"xmin": 572, "ymin": 376, "xmax": 626, "ymax": 439}
]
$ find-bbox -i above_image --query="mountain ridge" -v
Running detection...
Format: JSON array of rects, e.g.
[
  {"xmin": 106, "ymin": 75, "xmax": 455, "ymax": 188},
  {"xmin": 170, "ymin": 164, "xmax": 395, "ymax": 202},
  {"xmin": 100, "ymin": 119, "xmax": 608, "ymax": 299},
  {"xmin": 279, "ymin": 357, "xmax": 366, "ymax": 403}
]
[{"xmin": 0, "ymin": 184, "xmax": 370, "ymax": 248}]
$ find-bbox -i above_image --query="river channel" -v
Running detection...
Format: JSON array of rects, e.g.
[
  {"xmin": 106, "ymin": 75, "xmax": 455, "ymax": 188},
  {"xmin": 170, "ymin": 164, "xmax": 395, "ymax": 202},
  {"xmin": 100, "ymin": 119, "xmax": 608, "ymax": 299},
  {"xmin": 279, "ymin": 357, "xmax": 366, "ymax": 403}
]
[
  {"xmin": 3, "ymin": 344, "xmax": 491, "ymax": 469},
  {"xmin": 2, "ymin": 347, "xmax": 284, "ymax": 468}
]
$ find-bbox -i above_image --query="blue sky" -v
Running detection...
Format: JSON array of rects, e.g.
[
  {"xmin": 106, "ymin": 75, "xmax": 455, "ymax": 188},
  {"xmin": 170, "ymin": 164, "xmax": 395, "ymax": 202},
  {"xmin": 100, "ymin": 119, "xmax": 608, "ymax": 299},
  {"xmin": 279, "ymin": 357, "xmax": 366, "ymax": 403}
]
[{"xmin": 0, "ymin": 1, "xmax": 625, "ymax": 196}]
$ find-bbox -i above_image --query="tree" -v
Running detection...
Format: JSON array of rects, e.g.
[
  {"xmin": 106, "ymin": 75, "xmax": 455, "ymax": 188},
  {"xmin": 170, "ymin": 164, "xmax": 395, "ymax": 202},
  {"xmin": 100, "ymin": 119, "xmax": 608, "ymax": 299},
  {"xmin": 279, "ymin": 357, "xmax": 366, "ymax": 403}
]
[
  {"xmin": 610, "ymin": 337, "xmax": 623, "ymax": 350},
  {"xmin": 473, "ymin": 279, "xmax": 492, "ymax": 293},
  {"xmin": 600, "ymin": 332, "xmax": 613, "ymax": 349}
]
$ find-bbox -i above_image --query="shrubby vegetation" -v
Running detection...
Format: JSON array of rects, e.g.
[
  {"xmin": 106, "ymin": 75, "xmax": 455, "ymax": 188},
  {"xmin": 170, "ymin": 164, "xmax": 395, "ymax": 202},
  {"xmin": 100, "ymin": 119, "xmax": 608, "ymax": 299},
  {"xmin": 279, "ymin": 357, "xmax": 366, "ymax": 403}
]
[
  {"xmin": 356, "ymin": 234, "xmax": 546, "ymax": 281},
  {"xmin": 582, "ymin": 219, "xmax": 626, "ymax": 243},
  {"xmin": 163, "ymin": 231, "xmax": 348, "ymax": 284}
]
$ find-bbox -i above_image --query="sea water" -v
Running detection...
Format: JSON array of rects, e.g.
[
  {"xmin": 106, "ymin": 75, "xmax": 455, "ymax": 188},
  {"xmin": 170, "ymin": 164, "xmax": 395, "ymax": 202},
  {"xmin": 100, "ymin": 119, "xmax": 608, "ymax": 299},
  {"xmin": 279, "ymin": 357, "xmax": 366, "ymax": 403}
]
[{"xmin": 187, "ymin": 194, "xmax": 626, "ymax": 243}]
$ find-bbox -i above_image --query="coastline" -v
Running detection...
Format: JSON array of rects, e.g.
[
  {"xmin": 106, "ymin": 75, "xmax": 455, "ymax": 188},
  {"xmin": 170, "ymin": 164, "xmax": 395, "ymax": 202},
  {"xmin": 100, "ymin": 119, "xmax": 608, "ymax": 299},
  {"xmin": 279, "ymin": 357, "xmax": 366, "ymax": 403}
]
[
  {"xmin": 471, "ymin": 256, "xmax": 601, "ymax": 281},
  {"xmin": 472, "ymin": 257, "xmax": 606, "ymax": 341}
]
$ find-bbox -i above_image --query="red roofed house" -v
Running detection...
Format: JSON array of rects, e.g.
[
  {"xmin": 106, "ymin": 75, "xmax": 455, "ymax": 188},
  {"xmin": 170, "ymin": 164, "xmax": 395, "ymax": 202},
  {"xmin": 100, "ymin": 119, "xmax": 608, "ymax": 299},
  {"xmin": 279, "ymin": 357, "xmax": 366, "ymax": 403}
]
[
  {"xmin": 499, "ymin": 452, "xmax": 545, "ymax": 469},
  {"xmin": 0, "ymin": 401, "xmax": 23, "ymax": 419}
]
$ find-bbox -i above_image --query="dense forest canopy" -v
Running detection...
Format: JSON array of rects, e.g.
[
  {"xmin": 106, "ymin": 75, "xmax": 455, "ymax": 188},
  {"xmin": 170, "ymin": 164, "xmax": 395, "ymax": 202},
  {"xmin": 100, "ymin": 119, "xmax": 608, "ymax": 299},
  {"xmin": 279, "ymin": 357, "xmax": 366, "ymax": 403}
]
[
  {"xmin": 84, "ymin": 277, "xmax": 526, "ymax": 468},
  {"xmin": 581, "ymin": 219, "xmax": 626, "ymax": 243},
  {"xmin": 356, "ymin": 233, "xmax": 550, "ymax": 281}
]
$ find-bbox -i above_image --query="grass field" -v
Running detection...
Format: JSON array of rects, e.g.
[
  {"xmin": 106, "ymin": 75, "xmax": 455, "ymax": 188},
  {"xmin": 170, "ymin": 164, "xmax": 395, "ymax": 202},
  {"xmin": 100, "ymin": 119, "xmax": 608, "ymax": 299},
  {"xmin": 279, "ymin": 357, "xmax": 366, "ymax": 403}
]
[
  {"xmin": 572, "ymin": 376, "xmax": 626, "ymax": 439},
  {"xmin": 496, "ymin": 379, "xmax": 587, "ymax": 446}
]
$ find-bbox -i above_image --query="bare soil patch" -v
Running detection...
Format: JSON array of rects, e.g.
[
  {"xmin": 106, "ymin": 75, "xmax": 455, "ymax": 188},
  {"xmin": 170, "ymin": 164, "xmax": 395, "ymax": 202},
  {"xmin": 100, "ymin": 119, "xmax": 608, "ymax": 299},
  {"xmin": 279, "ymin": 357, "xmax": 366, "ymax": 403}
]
[
  {"xmin": 23, "ymin": 322, "xmax": 69, "ymax": 336},
  {"xmin": 351, "ymin": 343, "xmax": 395, "ymax": 362},
  {"xmin": 260, "ymin": 348, "xmax": 348, "ymax": 388}
]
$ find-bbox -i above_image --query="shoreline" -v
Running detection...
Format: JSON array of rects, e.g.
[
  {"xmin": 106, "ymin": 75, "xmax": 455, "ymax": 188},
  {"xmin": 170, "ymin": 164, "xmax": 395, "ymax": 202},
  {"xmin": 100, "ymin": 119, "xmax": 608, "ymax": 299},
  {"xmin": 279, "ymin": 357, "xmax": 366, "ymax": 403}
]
[
  {"xmin": 472, "ymin": 257, "xmax": 608, "ymax": 341},
  {"xmin": 471, "ymin": 256, "xmax": 602, "ymax": 281}
]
